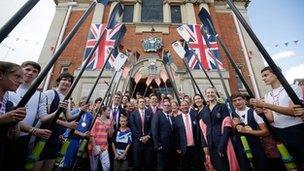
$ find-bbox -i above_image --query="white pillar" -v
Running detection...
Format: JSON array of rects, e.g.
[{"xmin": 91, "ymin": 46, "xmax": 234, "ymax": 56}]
[
  {"xmin": 133, "ymin": 1, "xmax": 141, "ymax": 22},
  {"xmin": 180, "ymin": 4, "xmax": 187, "ymax": 23},
  {"xmin": 43, "ymin": 3, "xmax": 73, "ymax": 91},
  {"xmin": 163, "ymin": 1, "xmax": 171, "ymax": 23},
  {"xmin": 232, "ymin": 12, "xmax": 261, "ymax": 97},
  {"xmin": 92, "ymin": 3, "xmax": 105, "ymax": 24},
  {"xmin": 185, "ymin": 3, "xmax": 196, "ymax": 24}
]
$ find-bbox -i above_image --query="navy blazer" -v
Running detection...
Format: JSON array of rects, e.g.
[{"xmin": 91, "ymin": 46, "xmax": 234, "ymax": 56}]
[
  {"xmin": 129, "ymin": 109, "xmax": 153, "ymax": 142},
  {"xmin": 174, "ymin": 112, "xmax": 199, "ymax": 155},
  {"xmin": 200, "ymin": 103, "xmax": 231, "ymax": 152},
  {"xmin": 151, "ymin": 112, "xmax": 173, "ymax": 150}
]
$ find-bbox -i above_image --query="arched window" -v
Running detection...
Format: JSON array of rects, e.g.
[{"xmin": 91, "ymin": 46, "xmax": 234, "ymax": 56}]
[{"xmin": 141, "ymin": 0, "xmax": 163, "ymax": 22}]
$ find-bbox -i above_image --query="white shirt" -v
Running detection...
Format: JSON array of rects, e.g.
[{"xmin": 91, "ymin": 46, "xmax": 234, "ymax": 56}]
[
  {"xmin": 8, "ymin": 84, "xmax": 48, "ymax": 136},
  {"xmin": 264, "ymin": 84, "xmax": 303, "ymax": 128},
  {"xmin": 235, "ymin": 107, "xmax": 264, "ymax": 125},
  {"xmin": 44, "ymin": 89, "xmax": 65, "ymax": 105},
  {"xmin": 42, "ymin": 89, "xmax": 66, "ymax": 124}
]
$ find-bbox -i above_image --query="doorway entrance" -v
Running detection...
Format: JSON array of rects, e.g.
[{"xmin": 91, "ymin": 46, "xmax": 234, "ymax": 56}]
[{"xmin": 129, "ymin": 77, "xmax": 173, "ymax": 98}]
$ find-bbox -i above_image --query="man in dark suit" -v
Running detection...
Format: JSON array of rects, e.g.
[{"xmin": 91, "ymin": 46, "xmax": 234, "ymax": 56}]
[
  {"xmin": 151, "ymin": 100, "xmax": 174, "ymax": 171},
  {"xmin": 129, "ymin": 97, "xmax": 153, "ymax": 171},
  {"xmin": 110, "ymin": 93, "xmax": 126, "ymax": 130},
  {"xmin": 174, "ymin": 100, "xmax": 202, "ymax": 171},
  {"xmin": 108, "ymin": 93, "xmax": 126, "ymax": 171},
  {"xmin": 146, "ymin": 93, "xmax": 162, "ymax": 115}
]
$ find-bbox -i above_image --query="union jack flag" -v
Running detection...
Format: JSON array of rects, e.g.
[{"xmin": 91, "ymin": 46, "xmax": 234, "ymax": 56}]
[
  {"xmin": 83, "ymin": 24, "xmax": 124, "ymax": 70},
  {"xmin": 177, "ymin": 24, "xmax": 223, "ymax": 70}
]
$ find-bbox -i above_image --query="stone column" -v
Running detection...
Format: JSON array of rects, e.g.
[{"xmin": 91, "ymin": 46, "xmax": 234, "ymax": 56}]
[
  {"xmin": 185, "ymin": 2, "xmax": 196, "ymax": 24},
  {"xmin": 133, "ymin": 0, "xmax": 141, "ymax": 22},
  {"xmin": 92, "ymin": 3, "xmax": 105, "ymax": 24},
  {"xmin": 180, "ymin": 4, "xmax": 187, "ymax": 23},
  {"xmin": 163, "ymin": 1, "xmax": 171, "ymax": 23}
]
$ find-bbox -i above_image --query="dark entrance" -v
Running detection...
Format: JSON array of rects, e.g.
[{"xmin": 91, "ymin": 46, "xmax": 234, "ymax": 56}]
[{"xmin": 129, "ymin": 77, "xmax": 173, "ymax": 98}]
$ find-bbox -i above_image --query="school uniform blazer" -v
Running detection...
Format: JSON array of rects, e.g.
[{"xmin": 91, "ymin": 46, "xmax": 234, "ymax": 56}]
[
  {"xmin": 129, "ymin": 109, "xmax": 153, "ymax": 143},
  {"xmin": 151, "ymin": 112, "xmax": 173, "ymax": 150},
  {"xmin": 174, "ymin": 113, "xmax": 199, "ymax": 155},
  {"xmin": 200, "ymin": 103, "xmax": 230, "ymax": 153}
]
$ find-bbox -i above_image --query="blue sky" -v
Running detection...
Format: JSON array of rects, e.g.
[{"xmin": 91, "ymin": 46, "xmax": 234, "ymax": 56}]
[
  {"xmin": 247, "ymin": 0, "xmax": 304, "ymax": 82},
  {"xmin": 0, "ymin": 0, "xmax": 303, "ymax": 82}
]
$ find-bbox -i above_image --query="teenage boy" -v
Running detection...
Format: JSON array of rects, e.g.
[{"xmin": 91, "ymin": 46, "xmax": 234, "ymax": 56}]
[
  {"xmin": 8, "ymin": 61, "xmax": 53, "ymax": 170},
  {"xmin": 250, "ymin": 66, "xmax": 304, "ymax": 169},
  {"xmin": 34, "ymin": 72, "xmax": 79, "ymax": 171},
  {"xmin": 231, "ymin": 93, "xmax": 269, "ymax": 171}
]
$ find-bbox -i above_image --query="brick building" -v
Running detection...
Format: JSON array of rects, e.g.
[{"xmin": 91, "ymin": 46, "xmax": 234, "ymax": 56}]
[{"xmin": 38, "ymin": 0, "xmax": 267, "ymax": 102}]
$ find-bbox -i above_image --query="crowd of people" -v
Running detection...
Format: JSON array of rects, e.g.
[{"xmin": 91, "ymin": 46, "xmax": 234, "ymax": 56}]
[{"xmin": 0, "ymin": 60, "xmax": 304, "ymax": 171}]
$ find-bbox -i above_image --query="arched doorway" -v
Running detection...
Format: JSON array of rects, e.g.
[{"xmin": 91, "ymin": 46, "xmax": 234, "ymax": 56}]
[
  {"xmin": 129, "ymin": 77, "xmax": 173, "ymax": 98},
  {"xmin": 126, "ymin": 57, "xmax": 175, "ymax": 98}
]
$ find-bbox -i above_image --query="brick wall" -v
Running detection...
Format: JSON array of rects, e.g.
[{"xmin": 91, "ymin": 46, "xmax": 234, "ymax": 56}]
[{"xmin": 50, "ymin": 3, "xmax": 253, "ymax": 95}]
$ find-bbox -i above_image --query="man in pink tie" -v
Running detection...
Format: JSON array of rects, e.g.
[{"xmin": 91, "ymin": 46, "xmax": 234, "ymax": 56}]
[
  {"xmin": 174, "ymin": 100, "xmax": 201, "ymax": 171},
  {"xmin": 129, "ymin": 97, "xmax": 153, "ymax": 171}
]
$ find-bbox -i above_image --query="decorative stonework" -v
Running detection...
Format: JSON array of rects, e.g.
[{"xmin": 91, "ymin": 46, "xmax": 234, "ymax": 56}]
[{"xmin": 141, "ymin": 35, "xmax": 163, "ymax": 52}]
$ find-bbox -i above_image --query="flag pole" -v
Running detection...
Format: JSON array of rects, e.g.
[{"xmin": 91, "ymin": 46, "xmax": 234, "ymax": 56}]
[
  {"xmin": 100, "ymin": 71, "xmax": 118, "ymax": 113},
  {"xmin": 192, "ymin": 53, "xmax": 220, "ymax": 97},
  {"xmin": 164, "ymin": 51, "xmax": 179, "ymax": 95},
  {"xmin": 168, "ymin": 64, "xmax": 178, "ymax": 93},
  {"xmin": 131, "ymin": 83, "xmax": 138, "ymax": 98},
  {"xmin": 180, "ymin": 42, "xmax": 205, "ymax": 101},
  {"xmin": 164, "ymin": 81, "xmax": 169, "ymax": 94},
  {"xmin": 124, "ymin": 53, "xmax": 137, "ymax": 92},
  {"xmin": 187, "ymin": 68, "xmax": 198, "ymax": 95},
  {"xmin": 107, "ymin": 82, "xmax": 117, "ymax": 106},
  {"xmin": 161, "ymin": 51, "xmax": 181, "ymax": 104},
  {"xmin": 226, "ymin": 0, "xmax": 303, "ymax": 107},
  {"xmin": 0, "ymin": 0, "xmax": 40, "ymax": 43},
  {"xmin": 113, "ymin": 70, "xmax": 123, "ymax": 94},
  {"xmin": 144, "ymin": 85, "xmax": 149, "ymax": 97},
  {"xmin": 216, "ymin": 37, "xmax": 254, "ymax": 97}
]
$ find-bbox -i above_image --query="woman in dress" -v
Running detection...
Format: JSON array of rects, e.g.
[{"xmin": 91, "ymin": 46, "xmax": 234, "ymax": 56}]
[{"xmin": 199, "ymin": 87, "xmax": 239, "ymax": 171}]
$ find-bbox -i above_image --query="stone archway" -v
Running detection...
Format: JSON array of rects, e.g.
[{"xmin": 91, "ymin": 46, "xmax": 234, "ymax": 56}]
[{"xmin": 124, "ymin": 56, "xmax": 176, "ymax": 98}]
